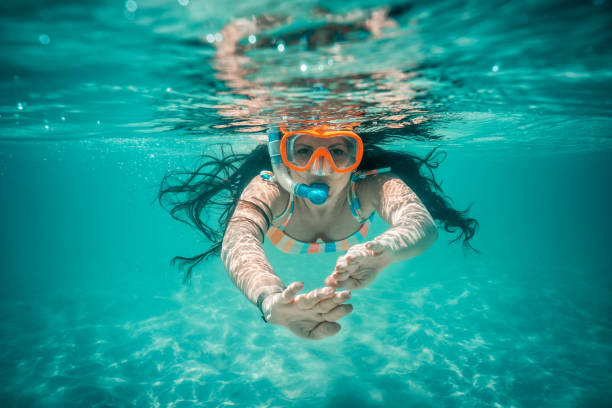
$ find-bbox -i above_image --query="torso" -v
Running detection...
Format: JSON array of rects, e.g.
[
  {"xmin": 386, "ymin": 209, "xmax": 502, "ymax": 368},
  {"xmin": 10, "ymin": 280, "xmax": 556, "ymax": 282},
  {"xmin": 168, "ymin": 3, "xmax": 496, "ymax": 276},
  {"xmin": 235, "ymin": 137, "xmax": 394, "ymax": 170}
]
[{"xmin": 271, "ymin": 176, "xmax": 377, "ymax": 243}]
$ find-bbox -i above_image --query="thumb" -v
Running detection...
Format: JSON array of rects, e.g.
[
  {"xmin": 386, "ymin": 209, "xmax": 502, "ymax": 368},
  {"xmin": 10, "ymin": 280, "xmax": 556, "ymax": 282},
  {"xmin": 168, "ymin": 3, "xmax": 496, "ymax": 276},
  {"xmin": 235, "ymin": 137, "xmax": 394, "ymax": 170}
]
[{"xmin": 281, "ymin": 281, "xmax": 304, "ymax": 304}]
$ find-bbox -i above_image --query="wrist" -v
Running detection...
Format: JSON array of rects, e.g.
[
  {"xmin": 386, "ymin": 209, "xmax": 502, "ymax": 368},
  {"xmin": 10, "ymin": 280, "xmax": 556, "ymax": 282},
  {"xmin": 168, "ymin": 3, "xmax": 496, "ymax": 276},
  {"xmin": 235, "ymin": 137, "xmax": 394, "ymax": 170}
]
[
  {"xmin": 370, "ymin": 236, "xmax": 397, "ymax": 263},
  {"xmin": 261, "ymin": 294, "xmax": 279, "ymax": 321},
  {"xmin": 256, "ymin": 286, "xmax": 284, "ymax": 323}
]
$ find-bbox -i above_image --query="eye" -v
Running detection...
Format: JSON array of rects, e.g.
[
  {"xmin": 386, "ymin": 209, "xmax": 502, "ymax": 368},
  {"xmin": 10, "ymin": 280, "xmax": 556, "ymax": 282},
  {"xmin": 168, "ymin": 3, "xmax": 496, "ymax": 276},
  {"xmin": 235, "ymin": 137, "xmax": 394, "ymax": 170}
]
[
  {"xmin": 330, "ymin": 148, "xmax": 347, "ymax": 156},
  {"xmin": 295, "ymin": 147, "xmax": 313, "ymax": 155}
]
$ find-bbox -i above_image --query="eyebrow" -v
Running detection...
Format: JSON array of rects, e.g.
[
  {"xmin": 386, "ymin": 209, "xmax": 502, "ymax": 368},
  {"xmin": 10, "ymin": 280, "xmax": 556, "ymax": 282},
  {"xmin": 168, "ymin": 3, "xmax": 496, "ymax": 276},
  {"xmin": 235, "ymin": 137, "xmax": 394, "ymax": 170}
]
[{"xmin": 295, "ymin": 142, "xmax": 347, "ymax": 148}]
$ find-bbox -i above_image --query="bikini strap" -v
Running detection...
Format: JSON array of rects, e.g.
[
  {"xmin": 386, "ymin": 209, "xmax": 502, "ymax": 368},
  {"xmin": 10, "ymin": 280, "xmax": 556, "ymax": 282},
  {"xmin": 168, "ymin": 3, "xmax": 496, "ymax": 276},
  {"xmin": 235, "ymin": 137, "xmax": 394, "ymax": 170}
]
[
  {"xmin": 350, "ymin": 167, "xmax": 392, "ymax": 181},
  {"xmin": 259, "ymin": 171, "xmax": 295, "ymax": 226},
  {"xmin": 275, "ymin": 194, "xmax": 294, "ymax": 228},
  {"xmin": 347, "ymin": 167, "xmax": 392, "ymax": 223}
]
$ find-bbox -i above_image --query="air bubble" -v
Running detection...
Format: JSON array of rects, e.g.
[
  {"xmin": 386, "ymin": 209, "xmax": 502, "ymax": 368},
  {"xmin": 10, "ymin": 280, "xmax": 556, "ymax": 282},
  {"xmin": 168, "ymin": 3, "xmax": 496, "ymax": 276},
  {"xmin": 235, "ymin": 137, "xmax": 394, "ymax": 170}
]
[
  {"xmin": 125, "ymin": 0, "xmax": 137, "ymax": 12},
  {"xmin": 39, "ymin": 34, "xmax": 50, "ymax": 45}
]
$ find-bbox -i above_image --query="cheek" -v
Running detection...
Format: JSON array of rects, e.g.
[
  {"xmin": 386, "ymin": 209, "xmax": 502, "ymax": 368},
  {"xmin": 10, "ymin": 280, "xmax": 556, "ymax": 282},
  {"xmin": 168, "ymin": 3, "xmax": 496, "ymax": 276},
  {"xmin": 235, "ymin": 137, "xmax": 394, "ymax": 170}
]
[
  {"xmin": 330, "ymin": 174, "xmax": 351, "ymax": 191},
  {"xmin": 288, "ymin": 169, "xmax": 304, "ymax": 181}
]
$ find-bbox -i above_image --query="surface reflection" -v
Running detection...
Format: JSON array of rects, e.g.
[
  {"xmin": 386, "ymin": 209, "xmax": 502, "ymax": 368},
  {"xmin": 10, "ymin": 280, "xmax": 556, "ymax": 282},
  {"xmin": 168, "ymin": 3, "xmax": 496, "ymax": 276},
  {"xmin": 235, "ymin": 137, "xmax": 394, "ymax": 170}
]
[{"xmin": 176, "ymin": 4, "xmax": 437, "ymax": 140}]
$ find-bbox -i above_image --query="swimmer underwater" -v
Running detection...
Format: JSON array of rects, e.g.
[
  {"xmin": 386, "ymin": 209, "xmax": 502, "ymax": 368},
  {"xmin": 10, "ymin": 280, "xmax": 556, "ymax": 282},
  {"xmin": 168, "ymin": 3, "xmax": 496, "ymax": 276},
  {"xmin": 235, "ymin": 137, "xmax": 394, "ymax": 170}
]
[{"xmin": 158, "ymin": 122, "xmax": 479, "ymax": 340}]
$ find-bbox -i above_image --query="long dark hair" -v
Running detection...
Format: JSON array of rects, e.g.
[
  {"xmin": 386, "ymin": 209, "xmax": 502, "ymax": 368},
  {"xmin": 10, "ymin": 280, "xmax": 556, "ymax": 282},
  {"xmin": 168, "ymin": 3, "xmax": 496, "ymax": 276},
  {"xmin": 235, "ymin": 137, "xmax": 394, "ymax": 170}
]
[{"xmin": 158, "ymin": 131, "xmax": 479, "ymax": 282}]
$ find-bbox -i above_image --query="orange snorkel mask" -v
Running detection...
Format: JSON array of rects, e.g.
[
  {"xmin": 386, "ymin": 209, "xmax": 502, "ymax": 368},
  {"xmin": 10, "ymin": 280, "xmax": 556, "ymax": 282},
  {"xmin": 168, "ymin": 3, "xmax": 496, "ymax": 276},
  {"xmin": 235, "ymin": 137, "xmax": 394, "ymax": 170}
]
[
  {"xmin": 279, "ymin": 124, "xmax": 364, "ymax": 175},
  {"xmin": 267, "ymin": 123, "xmax": 362, "ymax": 205}
]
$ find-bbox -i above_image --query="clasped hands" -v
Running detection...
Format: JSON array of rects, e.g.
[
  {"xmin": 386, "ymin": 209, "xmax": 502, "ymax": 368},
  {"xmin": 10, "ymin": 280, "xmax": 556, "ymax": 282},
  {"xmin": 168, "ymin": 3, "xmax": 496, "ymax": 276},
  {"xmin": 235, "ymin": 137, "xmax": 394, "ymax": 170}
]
[{"xmin": 264, "ymin": 240, "xmax": 393, "ymax": 340}]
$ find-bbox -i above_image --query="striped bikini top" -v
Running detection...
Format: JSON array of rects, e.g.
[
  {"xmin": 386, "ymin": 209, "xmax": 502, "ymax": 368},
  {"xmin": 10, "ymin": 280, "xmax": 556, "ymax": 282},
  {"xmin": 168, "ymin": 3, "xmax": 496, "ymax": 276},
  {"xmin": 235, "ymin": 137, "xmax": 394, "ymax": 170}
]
[{"xmin": 259, "ymin": 167, "xmax": 391, "ymax": 254}]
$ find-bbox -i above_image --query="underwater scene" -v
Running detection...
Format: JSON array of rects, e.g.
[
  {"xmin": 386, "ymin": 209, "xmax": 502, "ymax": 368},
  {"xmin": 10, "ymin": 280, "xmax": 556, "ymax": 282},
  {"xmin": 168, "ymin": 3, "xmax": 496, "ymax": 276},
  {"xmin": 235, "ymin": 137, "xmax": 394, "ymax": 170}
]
[{"xmin": 1, "ymin": 0, "xmax": 611, "ymax": 406}]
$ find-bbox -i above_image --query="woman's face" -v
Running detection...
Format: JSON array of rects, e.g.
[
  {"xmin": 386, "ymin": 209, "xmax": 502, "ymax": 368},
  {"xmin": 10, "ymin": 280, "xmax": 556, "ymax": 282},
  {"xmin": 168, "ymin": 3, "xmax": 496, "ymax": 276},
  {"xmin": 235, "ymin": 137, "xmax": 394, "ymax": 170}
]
[
  {"xmin": 283, "ymin": 129, "xmax": 361, "ymax": 204},
  {"xmin": 288, "ymin": 134, "xmax": 355, "ymax": 172}
]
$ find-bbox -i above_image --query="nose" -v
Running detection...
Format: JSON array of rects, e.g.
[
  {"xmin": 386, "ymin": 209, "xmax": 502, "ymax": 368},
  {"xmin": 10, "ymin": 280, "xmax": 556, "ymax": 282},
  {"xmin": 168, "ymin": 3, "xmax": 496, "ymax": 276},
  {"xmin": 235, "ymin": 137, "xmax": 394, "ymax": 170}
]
[{"xmin": 311, "ymin": 156, "xmax": 333, "ymax": 176}]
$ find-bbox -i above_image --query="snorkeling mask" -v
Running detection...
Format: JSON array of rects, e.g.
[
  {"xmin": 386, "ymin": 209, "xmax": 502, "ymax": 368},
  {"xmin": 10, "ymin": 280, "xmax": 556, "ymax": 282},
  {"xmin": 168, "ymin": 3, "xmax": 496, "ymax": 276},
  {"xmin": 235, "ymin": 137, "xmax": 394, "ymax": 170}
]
[
  {"xmin": 280, "ymin": 125, "xmax": 364, "ymax": 175},
  {"xmin": 267, "ymin": 124, "xmax": 363, "ymax": 205}
]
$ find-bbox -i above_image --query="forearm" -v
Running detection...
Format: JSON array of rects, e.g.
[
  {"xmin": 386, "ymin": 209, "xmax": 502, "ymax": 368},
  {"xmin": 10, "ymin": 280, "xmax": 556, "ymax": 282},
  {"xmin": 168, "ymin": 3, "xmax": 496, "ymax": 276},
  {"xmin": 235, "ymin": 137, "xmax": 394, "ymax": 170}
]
[
  {"xmin": 374, "ymin": 211, "xmax": 438, "ymax": 263},
  {"xmin": 221, "ymin": 222, "xmax": 285, "ymax": 305}
]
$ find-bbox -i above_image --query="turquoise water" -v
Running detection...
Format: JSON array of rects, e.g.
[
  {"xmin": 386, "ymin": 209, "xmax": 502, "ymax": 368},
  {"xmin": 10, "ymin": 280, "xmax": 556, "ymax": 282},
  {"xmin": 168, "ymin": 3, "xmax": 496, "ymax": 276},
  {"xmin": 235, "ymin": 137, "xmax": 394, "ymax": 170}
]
[{"xmin": 1, "ymin": 0, "xmax": 611, "ymax": 407}]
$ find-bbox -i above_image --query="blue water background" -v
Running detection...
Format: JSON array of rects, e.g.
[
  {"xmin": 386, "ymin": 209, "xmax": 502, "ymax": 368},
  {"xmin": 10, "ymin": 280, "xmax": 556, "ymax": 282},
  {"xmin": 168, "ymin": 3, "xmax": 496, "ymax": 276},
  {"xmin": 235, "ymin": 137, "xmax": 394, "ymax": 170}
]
[{"xmin": 1, "ymin": 0, "xmax": 611, "ymax": 407}]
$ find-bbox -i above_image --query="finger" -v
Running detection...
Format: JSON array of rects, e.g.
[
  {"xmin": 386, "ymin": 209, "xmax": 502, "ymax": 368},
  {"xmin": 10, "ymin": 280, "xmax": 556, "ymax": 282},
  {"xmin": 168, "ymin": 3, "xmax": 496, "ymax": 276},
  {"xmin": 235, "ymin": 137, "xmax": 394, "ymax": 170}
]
[
  {"xmin": 334, "ymin": 279, "xmax": 347, "ymax": 289},
  {"xmin": 335, "ymin": 258, "xmax": 349, "ymax": 270},
  {"xmin": 294, "ymin": 286, "xmax": 331, "ymax": 308},
  {"xmin": 333, "ymin": 267, "xmax": 358, "ymax": 284},
  {"xmin": 309, "ymin": 321, "xmax": 341, "ymax": 340},
  {"xmin": 334, "ymin": 262, "xmax": 354, "ymax": 273},
  {"xmin": 334, "ymin": 276, "xmax": 363, "ymax": 290},
  {"xmin": 324, "ymin": 275, "xmax": 338, "ymax": 287},
  {"xmin": 348, "ymin": 254, "xmax": 366, "ymax": 265},
  {"xmin": 336, "ymin": 251, "xmax": 359, "ymax": 267},
  {"xmin": 336, "ymin": 256, "xmax": 362, "ymax": 270},
  {"xmin": 312, "ymin": 291, "xmax": 351, "ymax": 313},
  {"xmin": 366, "ymin": 241, "xmax": 386, "ymax": 254},
  {"xmin": 296, "ymin": 286, "xmax": 335, "ymax": 309},
  {"xmin": 334, "ymin": 268, "xmax": 353, "ymax": 280},
  {"xmin": 346, "ymin": 247, "xmax": 368, "ymax": 263},
  {"xmin": 322, "ymin": 304, "xmax": 353, "ymax": 321},
  {"xmin": 281, "ymin": 281, "xmax": 304, "ymax": 304}
]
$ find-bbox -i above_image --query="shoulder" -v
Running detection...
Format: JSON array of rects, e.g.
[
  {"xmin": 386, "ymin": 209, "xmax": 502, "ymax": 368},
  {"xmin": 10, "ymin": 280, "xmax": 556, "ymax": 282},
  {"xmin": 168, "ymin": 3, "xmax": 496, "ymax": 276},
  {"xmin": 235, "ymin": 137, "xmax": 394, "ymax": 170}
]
[
  {"xmin": 355, "ymin": 172, "xmax": 416, "ymax": 210},
  {"xmin": 240, "ymin": 173, "xmax": 290, "ymax": 219}
]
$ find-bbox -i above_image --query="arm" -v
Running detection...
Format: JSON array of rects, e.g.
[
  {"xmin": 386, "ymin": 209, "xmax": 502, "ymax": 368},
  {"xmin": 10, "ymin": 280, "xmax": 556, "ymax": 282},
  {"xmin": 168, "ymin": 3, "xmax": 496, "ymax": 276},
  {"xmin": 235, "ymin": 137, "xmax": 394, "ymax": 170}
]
[
  {"xmin": 325, "ymin": 174, "xmax": 437, "ymax": 289},
  {"xmin": 221, "ymin": 175, "xmax": 353, "ymax": 338},
  {"xmin": 369, "ymin": 173, "xmax": 438, "ymax": 263},
  {"xmin": 220, "ymin": 175, "xmax": 286, "ymax": 311}
]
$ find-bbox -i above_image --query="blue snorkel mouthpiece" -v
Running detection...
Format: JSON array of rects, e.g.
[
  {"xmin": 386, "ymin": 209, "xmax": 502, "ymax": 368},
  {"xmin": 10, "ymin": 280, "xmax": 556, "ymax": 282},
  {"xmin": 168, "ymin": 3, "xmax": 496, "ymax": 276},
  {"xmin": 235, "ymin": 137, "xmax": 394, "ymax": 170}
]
[{"xmin": 295, "ymin": 183, "xmax": 329, "ymax": 205}]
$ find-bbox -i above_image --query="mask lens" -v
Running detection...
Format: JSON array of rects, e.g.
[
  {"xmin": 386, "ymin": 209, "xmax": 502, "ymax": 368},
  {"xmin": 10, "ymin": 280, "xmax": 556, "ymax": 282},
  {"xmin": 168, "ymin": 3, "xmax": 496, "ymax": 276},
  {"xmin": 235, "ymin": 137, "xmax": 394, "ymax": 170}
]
[
  {"xmin": 328, "ymin": 142, "xmax": 351, "ymax": 169},
  {"xmin": 289, "ymin": 136, "xmax": 315, "ymax": 167}
]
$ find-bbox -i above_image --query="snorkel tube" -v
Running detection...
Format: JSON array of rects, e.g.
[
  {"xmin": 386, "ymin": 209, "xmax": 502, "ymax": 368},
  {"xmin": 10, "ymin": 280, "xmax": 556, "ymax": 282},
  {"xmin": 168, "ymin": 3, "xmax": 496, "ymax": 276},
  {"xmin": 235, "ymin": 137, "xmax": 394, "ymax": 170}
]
[{"xmin": 267, "ymin": 126, "xmax": 329, "ymax": 205}]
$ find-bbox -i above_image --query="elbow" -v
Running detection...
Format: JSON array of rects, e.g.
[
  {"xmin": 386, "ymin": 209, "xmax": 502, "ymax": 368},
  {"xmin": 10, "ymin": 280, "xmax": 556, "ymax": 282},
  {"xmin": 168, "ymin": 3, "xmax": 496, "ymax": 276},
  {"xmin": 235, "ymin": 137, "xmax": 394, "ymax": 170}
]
[
  {"xmin": 220, "ymin": 242, "xmax": 229, "ymax": 268},
  {"xmin": 220, "ymin": 231, "xmax": 234, "ymax": 266},
  {"xmin": 389, "ymin": 220, "xmax": 438, "ymax": 262},
  {"xmin": 423, "ymin": 220, "xmax": 438, "ymax": 249},
  {"xmin": 428, "ymin": 220, "xmax": 438, "ymax": 243},
  {"xmin": 410, "ymin": 219, "xmax": 437, "ymax": 256}
]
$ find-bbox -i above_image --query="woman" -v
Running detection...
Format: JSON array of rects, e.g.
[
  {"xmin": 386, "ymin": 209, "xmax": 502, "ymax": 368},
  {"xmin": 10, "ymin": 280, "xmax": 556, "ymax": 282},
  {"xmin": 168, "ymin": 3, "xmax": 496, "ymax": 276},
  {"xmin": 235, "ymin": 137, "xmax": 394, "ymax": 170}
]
[{"xmin": 158, "ymin": 121, "xmax": 479, "ymax": 340}]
